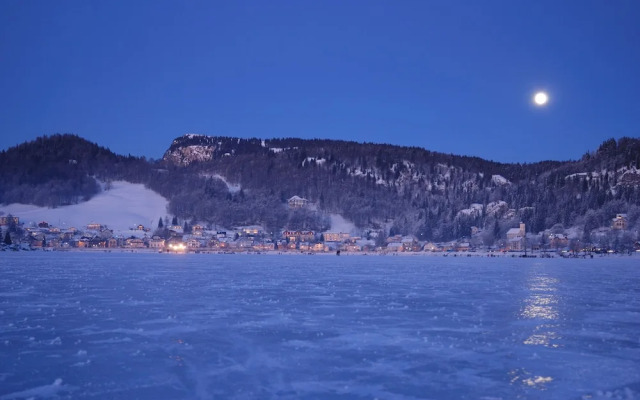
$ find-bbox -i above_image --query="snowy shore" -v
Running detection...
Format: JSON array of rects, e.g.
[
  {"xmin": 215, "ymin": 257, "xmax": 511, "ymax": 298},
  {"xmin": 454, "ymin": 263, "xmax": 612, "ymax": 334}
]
[{"xmin": 7, "ymin": 246, "xmax": 639, "ymax": 259}]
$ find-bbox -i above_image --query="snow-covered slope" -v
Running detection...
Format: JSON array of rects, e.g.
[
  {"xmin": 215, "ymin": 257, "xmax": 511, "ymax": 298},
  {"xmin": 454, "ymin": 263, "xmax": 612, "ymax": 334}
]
[
  {"xmin": 328, "ymin": 213, "xmax": 357, "ymax": 234},
  {"xmin": 0, "ymin": 181, "xmax": 168, "ymax": 235}
]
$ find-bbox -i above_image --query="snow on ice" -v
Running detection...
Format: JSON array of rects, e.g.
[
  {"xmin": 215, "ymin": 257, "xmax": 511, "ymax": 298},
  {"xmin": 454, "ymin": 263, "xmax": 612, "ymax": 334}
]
[{"xmin": 0, "ymin": 253, "xmax": 639, "ymax": 399}]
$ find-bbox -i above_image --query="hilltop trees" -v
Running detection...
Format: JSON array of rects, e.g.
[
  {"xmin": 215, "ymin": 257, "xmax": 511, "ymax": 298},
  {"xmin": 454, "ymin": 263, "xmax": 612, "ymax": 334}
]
[{"xmin": 0, "ymin": 134, "xmax": 148, "ymax": 207}]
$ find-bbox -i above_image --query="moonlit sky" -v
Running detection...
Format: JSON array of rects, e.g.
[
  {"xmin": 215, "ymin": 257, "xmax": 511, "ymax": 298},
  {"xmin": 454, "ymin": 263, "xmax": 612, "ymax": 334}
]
[{"xmin": 1, "ymin": 1, "xmax": 638, "ymax": 163}]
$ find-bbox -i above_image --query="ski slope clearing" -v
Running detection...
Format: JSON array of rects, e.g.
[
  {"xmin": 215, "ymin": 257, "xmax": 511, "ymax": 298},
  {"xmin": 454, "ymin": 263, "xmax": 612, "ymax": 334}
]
[
  {"xmin": 328, "ymin": 213, "xmax": 357, "ymax": 234},
  {"xmin": 0, "ymin": 181, "xmax": 168, "ymax": 234}
]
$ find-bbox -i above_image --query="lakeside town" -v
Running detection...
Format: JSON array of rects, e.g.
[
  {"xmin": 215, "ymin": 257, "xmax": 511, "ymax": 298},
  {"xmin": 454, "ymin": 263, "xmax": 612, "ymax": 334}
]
[{"xmin": 1, "ymin": 209, "xmax": 638, "ymax": 256}]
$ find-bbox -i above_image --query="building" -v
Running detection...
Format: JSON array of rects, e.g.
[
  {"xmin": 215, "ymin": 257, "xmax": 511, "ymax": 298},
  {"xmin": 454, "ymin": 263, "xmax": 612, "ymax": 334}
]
[
  {"xmin": 423, "ymin": 242, "xmax": 441, "ymax": 252},
  {"xmin": 386, "ymin": 235, "xmax": 403, "ymax": 244},
  {"xmin": 345, "ymin": 244, "xmax": 361, "ymax": 252},
  {"xmin": 311, "ymin": 243, "xmax": 327, "ymax": 252},
  {"xmin": 253, "ymin": 242, "xmax": 276, "ymax": 252},
  {"xmin": 455, "ymin": 242, "xmax": 470, "ymax": 252},
  {"xmin": 323, "ymin": 232, "xmax": 350, "ymax": 242},
  {"xmin": 0, "ymin": 216, "xmax": 19, "ymax": 226},
  {"xmin": 506, "ymin": 223, "xmax": 526, "ymax": 251},
  {"xmin": 30, "ymin": 233, "xmax": 45, "ymax": 248},
  {"xmin": 401, "ymin": 236, "xmax": 419, "ymax": 252},
  {"xmin": 148, "ymin": 237, "xmax": 165, "ymax": 249},
  {"xmin": 612, "ymin": 214, "xmax": 628, "ymax": 230},
  {"xmin": 125, "ymin": 238, "xmax": 146, "ymax": 248},
  {"xmin": 241, "ymin": 226, "xmax": 263, "ymax": 236},
  {"xmin": 187, "ymin": 238, "xmax": 204, "ymax": 249},
  {"xmin": 236, "ymin": 238, "xmax": 254, "ymax": 249},
  {"xmin": 87, "ymin": 223, "xmax": 103, "ymax": 231},
  {"xmin": 89, "ymin": 237, "xmax": 107, "ymax": 248},
  {"xmin": 192, "ymin": 224, "xmax": 205, "ymax": 232},
  {"xmin": 549, "ymin": 233, "xmax": 569, "ymax": 249},
  {"xmin": 386, "ymin": 242, "xmax": 404, "ymax": 252},
  {"xmin": 283, "ymin": 230, "xmax": 315, "ymax": 242},
  {"xmin": 287, "ymin": 196, "xmax": 309, "ymax": 209}
]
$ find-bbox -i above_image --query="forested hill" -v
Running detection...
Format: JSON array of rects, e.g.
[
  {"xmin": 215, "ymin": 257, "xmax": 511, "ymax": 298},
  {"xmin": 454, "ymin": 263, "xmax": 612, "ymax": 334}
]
[
  {"xmin": 1, "ymin": 134, "xmax": 639, "ymax": 241},
  {"xmin": 0, "ymin": 134, "xmax": 148, "ymax": 206}
]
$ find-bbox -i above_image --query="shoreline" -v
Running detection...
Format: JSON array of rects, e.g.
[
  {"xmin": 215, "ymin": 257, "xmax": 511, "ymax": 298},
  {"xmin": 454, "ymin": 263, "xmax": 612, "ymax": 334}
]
[{"xmin": 4, "ymin": 247, "xmax": 638, "ymax": 258}]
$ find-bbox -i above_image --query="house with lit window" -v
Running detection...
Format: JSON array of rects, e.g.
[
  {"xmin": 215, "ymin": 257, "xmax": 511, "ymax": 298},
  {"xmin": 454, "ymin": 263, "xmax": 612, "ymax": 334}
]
[
  {"xmin": 283, "ymin": 230, "xmax": 315, "ymax": 242},
  {"xmin": 401, "ymin": 236, "xmax": 419, "ymax": 252},
  {"xmin": 312, "ymin": 243, "xmax": 327, "ymax": 252},
  {"xmin": 423, "ymin": 242, "xmax": 441, "ymax": 252},
  {"xmin": 345, "ymin": 243, "xmax": 361, "ymax": 252},
  {"xmin": 287, "ymin": 196, "xmax": 309, "ymax": 209},
  {"xmin": 87, "ymin": 223, "xmax": 103, "ymax": 231},
  {"xmin": 253, "ymin": 242, "xmax": 275, "ymax": 251},
  {"xmin": 148, "ymin": 236, "xmax": 165, "ymax": 249},
  {"xmin": 612, "ymin": 214, "xmax": 628, "ymax": 230},
  {"xmin": 192, "ymin": 224, "xmax": 205, "ymax": 232},
  {"xmin": 241, "ymin": 226, "xmax": 263, "ymax": 236},
  {"xmin": 0, "ymin": 216, "xmax": 19, "ymax": 226},
  {"xmin": 299, "ymin": 242, "xmax": 311, "ymax": 251},
  {"xmin": 125, "ymin": 238, "xmax": 146, "ymax": 248},
  {"xmin": 549, "ymin": 233, "xmax": 569, "ymax": 249}
]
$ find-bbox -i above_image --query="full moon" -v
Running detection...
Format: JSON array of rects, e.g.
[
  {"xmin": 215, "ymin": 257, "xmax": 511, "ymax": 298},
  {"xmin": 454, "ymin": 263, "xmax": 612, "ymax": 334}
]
[{"xmin": 533, "ymin": 91, "xmax": 549, "ymax": 106}]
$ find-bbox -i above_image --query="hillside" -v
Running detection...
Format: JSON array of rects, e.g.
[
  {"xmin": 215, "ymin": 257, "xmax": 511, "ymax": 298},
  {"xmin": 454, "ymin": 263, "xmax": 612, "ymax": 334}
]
[
  {"xmin": 1, "ymin": 134, "xmax": 639, "ymax": 242},
  {"xmin": 159, "ymin": 135, "xmax": 640, "ymax": 241},
  {"xmin": 0, "ymin": 134, "xmax": 149, "ymax": 207},
  {"xmin": 0, "ymin": 181, "xmax": 168, "ymax": 236}
]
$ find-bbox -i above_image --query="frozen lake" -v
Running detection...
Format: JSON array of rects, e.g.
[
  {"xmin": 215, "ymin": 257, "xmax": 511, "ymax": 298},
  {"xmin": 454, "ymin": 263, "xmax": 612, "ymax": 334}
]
[{"xmin": 1, "ymin": 253, "xmax": 639, "ymax": 399}]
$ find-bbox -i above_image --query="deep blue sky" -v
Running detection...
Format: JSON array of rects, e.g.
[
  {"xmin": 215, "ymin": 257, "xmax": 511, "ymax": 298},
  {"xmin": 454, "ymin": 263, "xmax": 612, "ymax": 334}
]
[{"xmin": 1, "ymin": 1, "xmax": 638, "ymax": 163}]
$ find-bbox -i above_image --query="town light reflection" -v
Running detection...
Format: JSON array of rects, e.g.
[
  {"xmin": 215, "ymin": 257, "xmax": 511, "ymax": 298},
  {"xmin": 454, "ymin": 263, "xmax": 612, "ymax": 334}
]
[
  {"xmin": 523, "ymin": 375, "xmax": 553, "ymax": 388},
  {"xmin": 509, "ymin": 273, "xmax": 561, "ymax": 391},
  {"xmin": 509, "ymin": 368, "xmax": 554, "ymax": 390},
  {"xmin": 521, "ymin": 275, "xmax": 562, "ymax": 348}
]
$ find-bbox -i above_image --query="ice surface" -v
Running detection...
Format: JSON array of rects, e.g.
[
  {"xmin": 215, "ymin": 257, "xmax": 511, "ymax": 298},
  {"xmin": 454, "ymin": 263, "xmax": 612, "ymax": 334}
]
[{"xmin": 1, "ymin": 253, "xmax": 639, "ymax": 399}]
